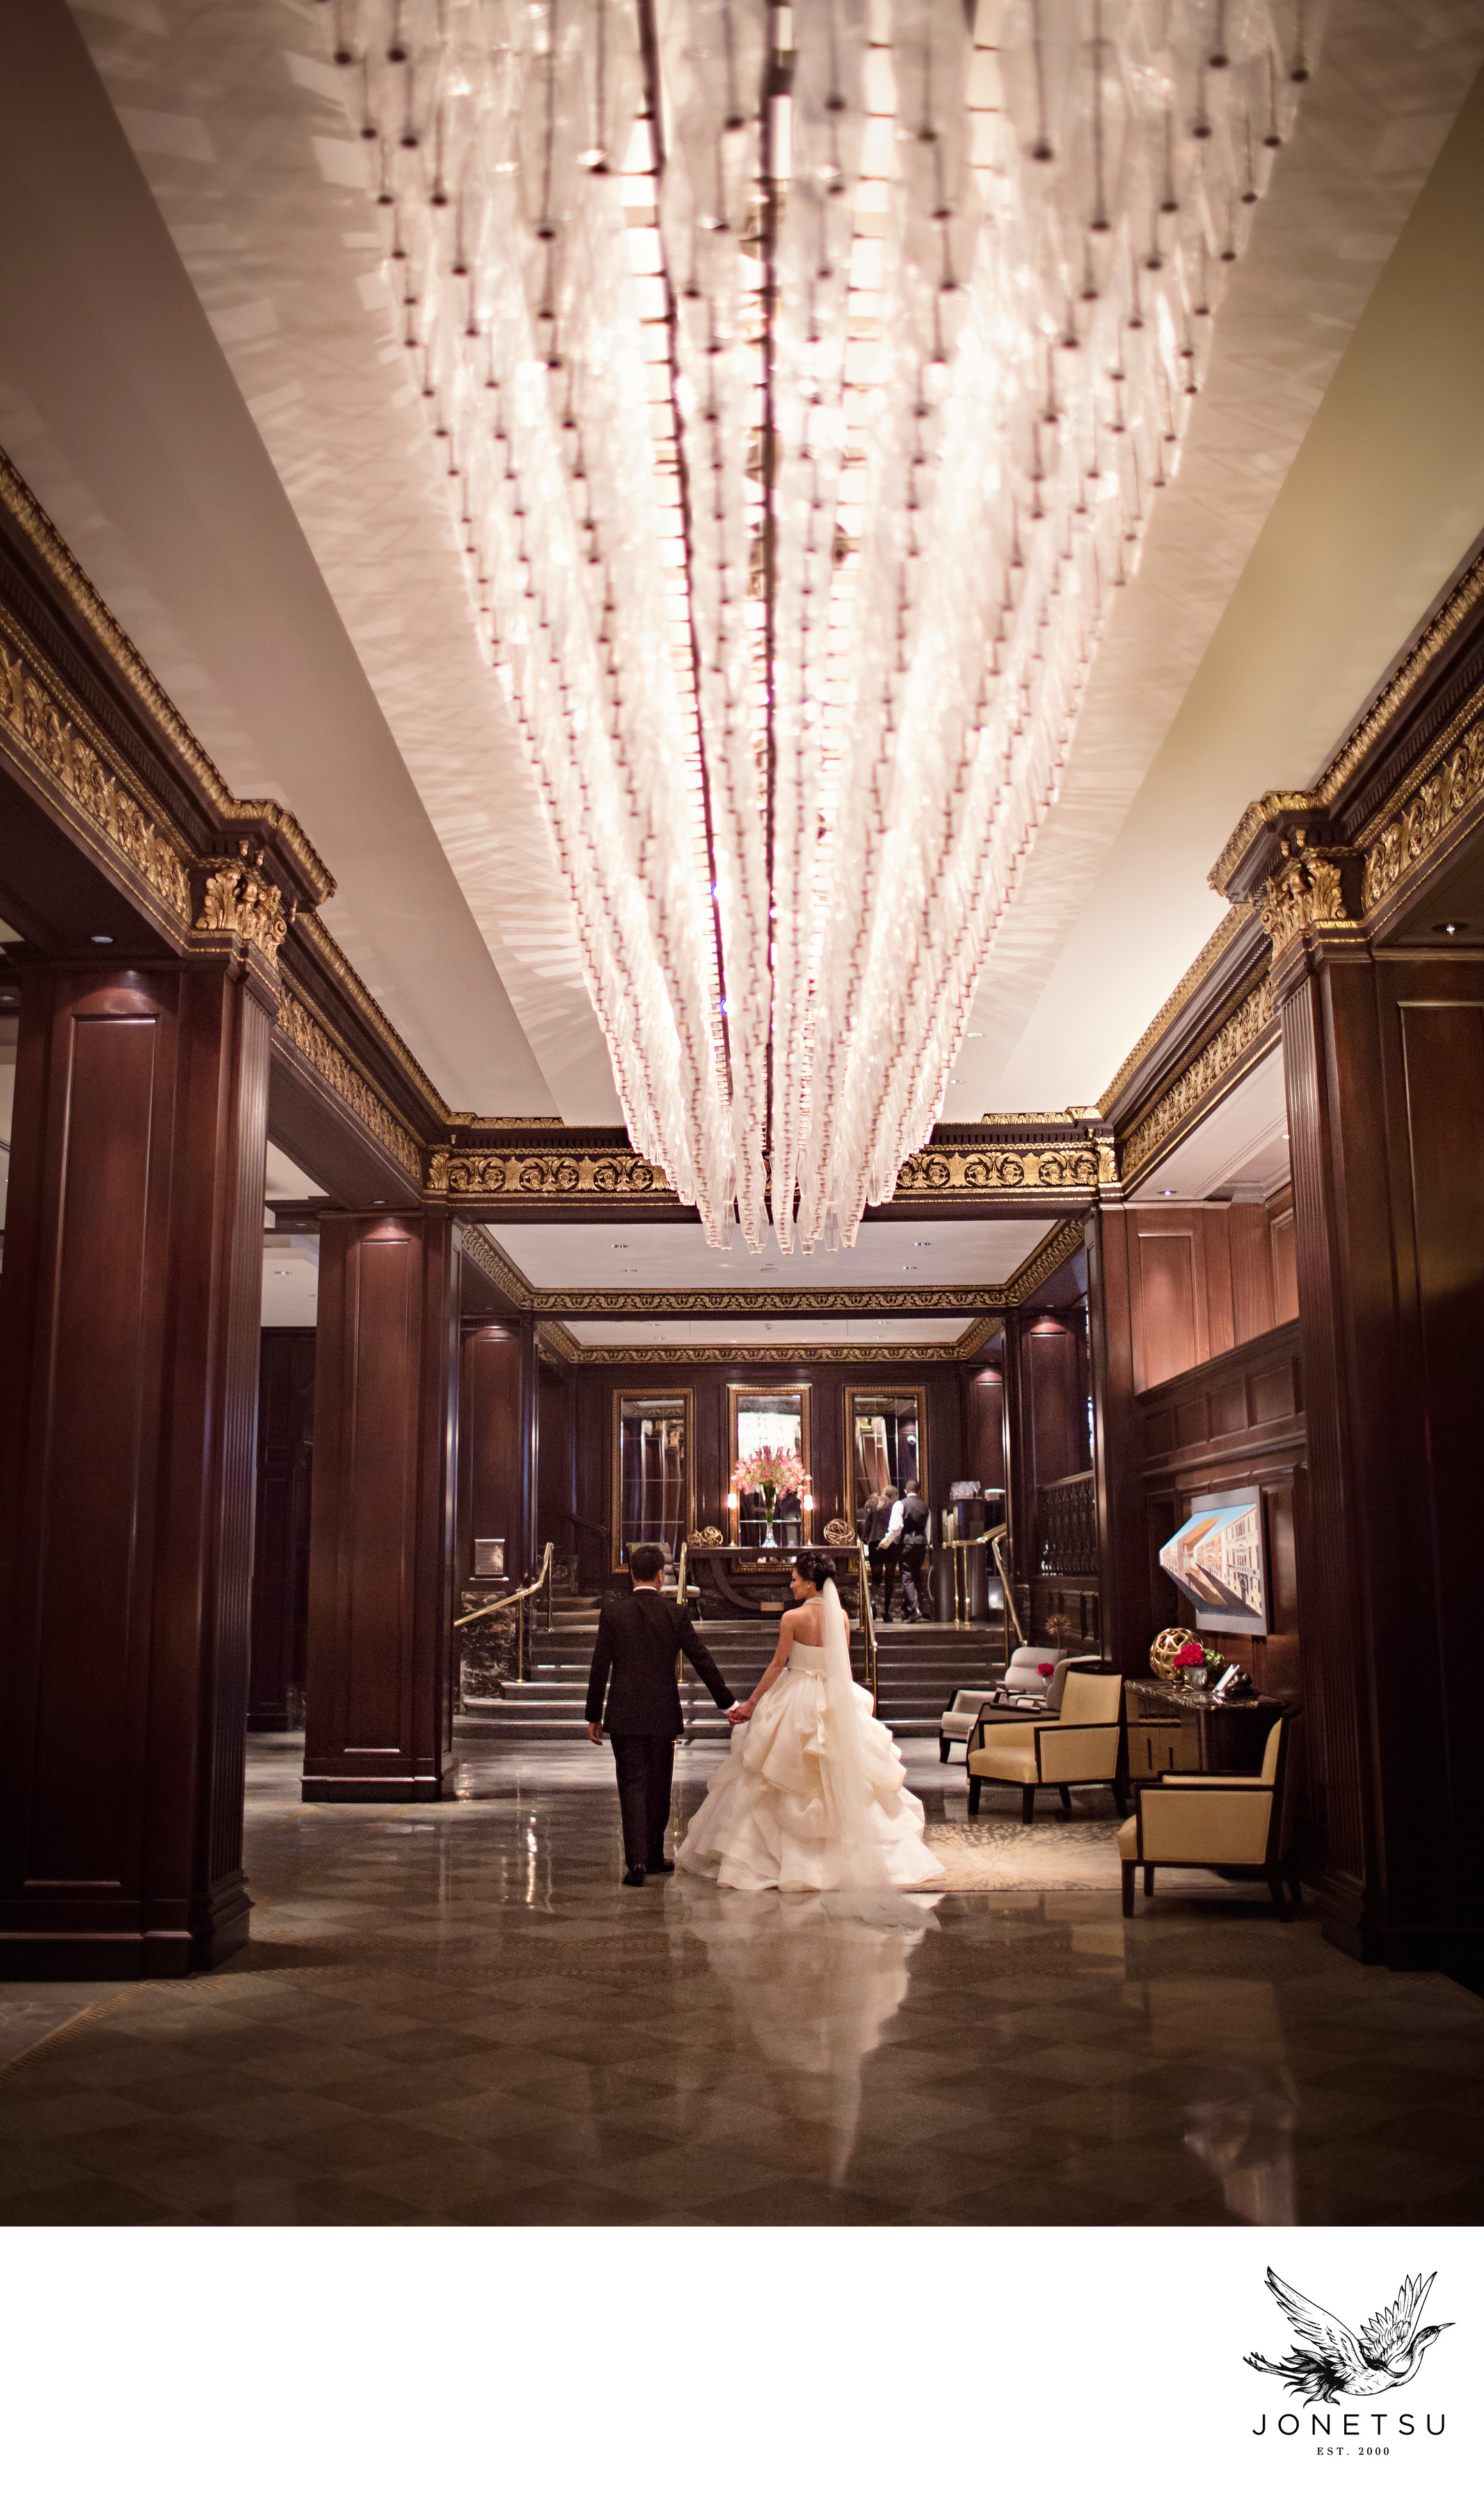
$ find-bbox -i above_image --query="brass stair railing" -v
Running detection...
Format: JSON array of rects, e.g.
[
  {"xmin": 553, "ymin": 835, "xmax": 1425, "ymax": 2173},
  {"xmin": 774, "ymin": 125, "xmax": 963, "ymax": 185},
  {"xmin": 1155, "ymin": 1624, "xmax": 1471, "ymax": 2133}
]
[
  {"xmin": 987, "ymin": 1523, "xmax": 1026, "ymax": 1662},
  {"xmin": 454, "ymin": 1540, "xmax": 554, "ymax": 1684},
  {"xmin": 854, "ymin": 1541, "xmax": 879, "ymax": 1710}
]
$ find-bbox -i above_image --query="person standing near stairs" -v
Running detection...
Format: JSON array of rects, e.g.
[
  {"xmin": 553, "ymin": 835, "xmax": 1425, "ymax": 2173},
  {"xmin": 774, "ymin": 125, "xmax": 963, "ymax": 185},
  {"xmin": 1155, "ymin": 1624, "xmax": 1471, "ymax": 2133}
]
[{"xmin": 586, "ymin": 1544, "xmax": 740, "ymax": 1888}]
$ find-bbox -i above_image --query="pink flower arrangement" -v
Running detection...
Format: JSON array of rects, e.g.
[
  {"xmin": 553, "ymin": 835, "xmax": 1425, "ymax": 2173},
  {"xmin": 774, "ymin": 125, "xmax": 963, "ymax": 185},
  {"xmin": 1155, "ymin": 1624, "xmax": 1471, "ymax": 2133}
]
[{"xmin": 731, "ymin": 1446, "xmax": 811, "ymax": 1502}]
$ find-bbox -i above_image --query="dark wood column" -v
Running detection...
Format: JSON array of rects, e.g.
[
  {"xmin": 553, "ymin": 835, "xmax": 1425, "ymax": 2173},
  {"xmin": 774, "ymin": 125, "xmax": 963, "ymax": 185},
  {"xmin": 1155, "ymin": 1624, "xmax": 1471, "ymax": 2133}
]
[
  {"xmin": 1279, "ymin": 932, "xmax": 1484, "ymax": 1965},
  {"xmin": 302, "ymin": 1211, "xmax": 459, "ymax": 1802},
  {"xmin": 0, "ymin": 954, "xmax": 269, "ymax": 1975},
  {"xmin": 1087, "ymin": 1208, "xmax": 1143, "ymax": 1673},
  {"xmin": 517, "ymin": 1309, "xmax": 540, "ymax": 1578},
  {"xmin": 248, "ymin": 1328, "xmax": 316, "ymax": 1730}
]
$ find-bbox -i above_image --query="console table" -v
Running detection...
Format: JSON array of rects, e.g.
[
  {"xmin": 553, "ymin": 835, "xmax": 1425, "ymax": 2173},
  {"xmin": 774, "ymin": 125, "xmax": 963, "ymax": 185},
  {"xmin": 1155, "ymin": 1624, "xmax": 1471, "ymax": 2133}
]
[
  {"xmin": 1126, "ymin": 1679, "xmax": 1281, "ymax": 1778},
  {"xmin": 692, "ymin": 1545, "xmax": 860, "ymax": 1620}
]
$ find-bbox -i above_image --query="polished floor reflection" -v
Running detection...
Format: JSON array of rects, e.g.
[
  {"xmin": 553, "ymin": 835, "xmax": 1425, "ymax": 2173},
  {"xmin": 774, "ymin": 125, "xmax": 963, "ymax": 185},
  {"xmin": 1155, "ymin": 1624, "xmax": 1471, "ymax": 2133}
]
[{"xmin": 1, "ymin": 1735, "xmax": 1482, "ymax": 2226}]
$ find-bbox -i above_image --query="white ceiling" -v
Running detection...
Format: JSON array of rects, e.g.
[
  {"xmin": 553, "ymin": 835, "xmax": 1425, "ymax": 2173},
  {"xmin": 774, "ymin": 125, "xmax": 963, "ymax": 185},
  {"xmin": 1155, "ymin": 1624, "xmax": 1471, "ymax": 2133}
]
[
  {"xmin": 264, "ymin": 1142, "xmax": 326, "ymax": 1202},
  {"xmin": 260, "ymin": 1232, "xmax": 318, "ymax": 1326},
  {"xmin": 492, "ymin": 1216, "xmax": 1055, "ymax": 1295},
  {"xmin": 1129, "ymin": 1046, "xmax": 1290, "ymax": 1207},
  {"xmin": 1, "ymin": 3, "xmax": 1481, "ymax": 1164}
]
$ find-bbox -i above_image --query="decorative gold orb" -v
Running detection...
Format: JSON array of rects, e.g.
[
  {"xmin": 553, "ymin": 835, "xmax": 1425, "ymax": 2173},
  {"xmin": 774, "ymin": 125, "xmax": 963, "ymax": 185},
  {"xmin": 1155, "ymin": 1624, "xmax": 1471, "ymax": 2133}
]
[{"xmin": 1149, "ymin": 1626, "xmax": 1190, "ymax": 1684}]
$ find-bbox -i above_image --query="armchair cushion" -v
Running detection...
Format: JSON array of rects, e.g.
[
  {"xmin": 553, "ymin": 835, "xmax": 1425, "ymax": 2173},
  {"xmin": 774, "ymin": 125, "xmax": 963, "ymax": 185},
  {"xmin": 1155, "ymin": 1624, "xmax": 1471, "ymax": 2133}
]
[
  {"xmin": 1036, "ymin": 1723, "xmax": 1120, "ymax": 1783},
  {"xmin": 968, "ymin": 1737, "xmax": 1044, "ymax": 1783},
  {"xmin": 941, "ymin": 1689, "xmax": 997, "ymax": 1740},
  {"xmin": 1138, "ymin": 1785, "xmax": 1274, "ymax": 1863}
]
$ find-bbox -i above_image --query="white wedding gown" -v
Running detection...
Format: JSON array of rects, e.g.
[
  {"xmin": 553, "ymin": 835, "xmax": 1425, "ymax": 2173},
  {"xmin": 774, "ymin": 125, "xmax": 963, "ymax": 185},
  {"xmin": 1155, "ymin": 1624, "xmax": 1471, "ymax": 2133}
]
[{"xmin": 676, "ymin": 1584, "xmax": 945, "ymax": 1895}]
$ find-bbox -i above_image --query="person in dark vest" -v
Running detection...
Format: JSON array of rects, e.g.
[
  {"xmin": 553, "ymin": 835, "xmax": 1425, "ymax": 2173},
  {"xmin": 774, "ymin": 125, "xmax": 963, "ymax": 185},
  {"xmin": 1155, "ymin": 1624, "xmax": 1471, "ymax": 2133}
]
[
  {"xmin": 895, "ymin": 1479, "xmax": 932, "ymax": 1621},
  {"xmin": 863, "ymin": 1483, "xmax": 898, "ymax": 1620},
  {"xmin": 586, "ymin": 1543, "xmax": 740, "ymax": 1886}
]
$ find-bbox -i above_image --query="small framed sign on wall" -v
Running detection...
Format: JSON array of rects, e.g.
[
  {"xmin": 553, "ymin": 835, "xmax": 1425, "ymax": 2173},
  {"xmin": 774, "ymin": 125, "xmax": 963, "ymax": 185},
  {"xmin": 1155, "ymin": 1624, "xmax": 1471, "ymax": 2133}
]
[
  {"xmin": 1158, "ymin": 1489, "xmax": 1268, "ymax": 1637},
  {"xmin": 472, "ymin": 1537, "xmax": 506, "ymax": 1579}
]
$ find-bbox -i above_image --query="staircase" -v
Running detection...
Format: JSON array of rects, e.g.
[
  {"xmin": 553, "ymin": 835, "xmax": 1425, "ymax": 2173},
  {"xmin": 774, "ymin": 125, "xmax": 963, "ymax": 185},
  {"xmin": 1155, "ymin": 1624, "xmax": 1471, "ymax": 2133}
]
[{"xmin": 457, "ymin": 1593, "xmax": 1007, "ymax": 1742}]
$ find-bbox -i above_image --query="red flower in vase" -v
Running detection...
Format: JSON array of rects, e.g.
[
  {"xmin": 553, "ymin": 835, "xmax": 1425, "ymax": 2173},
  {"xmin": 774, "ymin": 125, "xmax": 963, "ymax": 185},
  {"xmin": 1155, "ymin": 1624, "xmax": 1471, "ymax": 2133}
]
[{"xmin": 1173, "ymin": 1639, "xmax": 1205, "ymax": 1669}]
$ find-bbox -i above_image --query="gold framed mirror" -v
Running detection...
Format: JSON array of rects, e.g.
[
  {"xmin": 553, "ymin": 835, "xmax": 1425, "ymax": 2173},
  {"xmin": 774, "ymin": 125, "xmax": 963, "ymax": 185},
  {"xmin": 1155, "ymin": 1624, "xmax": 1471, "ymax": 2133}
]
[
  {"xmin": 725, "ymin": 1383, "xmax": 813, "ymax": 1547},
  {"xmin": 845, "ymin": 1385, "xmax": 929, "ymax": 1530},
  {"xmin": 611, "ymin": 1389, "xmax": 693, "ymax": 1571}
]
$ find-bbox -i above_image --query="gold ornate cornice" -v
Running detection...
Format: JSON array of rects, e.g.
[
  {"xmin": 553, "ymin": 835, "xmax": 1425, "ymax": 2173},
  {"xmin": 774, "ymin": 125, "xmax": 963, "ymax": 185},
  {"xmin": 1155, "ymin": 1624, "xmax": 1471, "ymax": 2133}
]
[
  {"xmin": 0, "ymin": 603, "xmax": 191, "ymax": 929},
  {"xmin": 450, "ymin": 1113, "xmax": 565, "ymax": 1129},
  {"xmin": 1122, "ymin": 978, "xmax": 1277, "ymax": 1181},
  {"xmin": 1096, "ymin": 905, "xmax": 1252, "ymax": 1117},
  {"xmin": 1318, "ymin": 550, "xmax": 1484, "ymax": 807},
  {"xmin": 444, "ymin": 1145, "xmax": 678, "ymax": 1204},
  {"xmin": 1004, "ymin": 1216, "xmax": 1088, "ymax": 1304},
  {"xmin": 275, "ymin": 986, "xmax": 421, "ymax": 1183},
  {"xmin": 1208, "ymin": 554, "xmax": 1484, "ymax": 905},
  {"xmin": 0, "ymin": 448, "xmax": 335, "ymax": 907},
  {"xmin": 538, "ymin": 1318, "xmax": 581, "ymax": 1364},
  {"xmin": 457, "ymin": 1222, "xmax": 534, "ymax": 1309},
  {"xmin": 1359, "ymin": 681, "xmax": 1484, "ymax": 916},
  {"xmin": 528, "ymin": 1282, "xmax": 1006, "ymax": 1319},
  {"xmin": 567, "ymin": 1340, "xmax": 968, "ymax": 1367},
  {"xmin": 294, "ymin": 911, "xmax": 450, "ymax": 1125},
  {"xmin": 894, "ymin": 1140, "xmax": 1102, "ymax": 1197}
]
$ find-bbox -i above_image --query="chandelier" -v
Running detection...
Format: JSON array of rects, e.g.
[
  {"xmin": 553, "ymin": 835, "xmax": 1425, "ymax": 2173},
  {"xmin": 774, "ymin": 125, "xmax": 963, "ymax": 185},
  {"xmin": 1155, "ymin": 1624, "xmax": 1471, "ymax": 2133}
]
[{"xmin": 321, "ymin": 0, "xmax": 1311, "ymax": 1248}]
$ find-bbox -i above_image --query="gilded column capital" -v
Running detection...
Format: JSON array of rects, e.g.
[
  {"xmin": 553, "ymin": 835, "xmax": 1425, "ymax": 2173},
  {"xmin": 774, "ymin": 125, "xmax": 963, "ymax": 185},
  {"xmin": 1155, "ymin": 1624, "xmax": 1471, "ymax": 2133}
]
[
  {"xmin": 1257, "ymin": 843, "xmax": 1353, "ymax": 955},
  {"xmin": 192, "ymin": 844, "xmax": 291, "ymax": 973}
]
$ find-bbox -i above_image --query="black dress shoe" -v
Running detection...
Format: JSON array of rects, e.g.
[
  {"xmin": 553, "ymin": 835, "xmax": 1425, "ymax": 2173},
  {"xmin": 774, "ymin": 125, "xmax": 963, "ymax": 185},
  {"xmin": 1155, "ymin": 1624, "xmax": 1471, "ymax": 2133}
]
[
  {"xmin": 647, "ymin": 1858, "xmax": 676, "ymax": 1875},
  {"xmin": 622, "ymin": 1865, "xmax": 646, "ymax": 1888}
]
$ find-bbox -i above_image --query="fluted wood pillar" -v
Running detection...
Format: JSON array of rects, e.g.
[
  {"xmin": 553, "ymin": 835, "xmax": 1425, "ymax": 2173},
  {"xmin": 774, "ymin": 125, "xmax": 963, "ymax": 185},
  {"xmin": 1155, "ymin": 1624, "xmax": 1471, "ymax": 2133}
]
[
  {"xmin": 517, "ymin": 1309, "xmax": 540, "ymax": 1580},
  {"xmin": 301, "ymin": 1211, "xmax": 459, "ymax": 1802},
  {"xmin": 1277, "ymin": 929, "xmax": 1484, "ymax": 1964},
  {"xmin": 0, "ymin": 955, "xmax": 269, "ymax": 1974}
]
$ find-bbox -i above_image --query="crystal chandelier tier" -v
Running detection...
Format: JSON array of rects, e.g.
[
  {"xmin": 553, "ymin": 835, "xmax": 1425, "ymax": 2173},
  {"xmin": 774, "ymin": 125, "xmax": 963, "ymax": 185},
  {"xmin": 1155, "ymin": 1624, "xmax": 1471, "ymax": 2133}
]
[{"xmin": 325, "ymin": 0, "xmax": 1313, "ymax": 1248}]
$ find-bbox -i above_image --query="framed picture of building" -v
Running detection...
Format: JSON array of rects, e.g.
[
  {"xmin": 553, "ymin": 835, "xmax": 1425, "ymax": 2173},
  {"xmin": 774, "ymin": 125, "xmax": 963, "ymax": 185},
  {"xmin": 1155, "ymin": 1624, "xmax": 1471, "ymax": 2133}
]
[{"xmin": 1158, "ymin": 1488, "xmax": 1268, "ymax": 1637}]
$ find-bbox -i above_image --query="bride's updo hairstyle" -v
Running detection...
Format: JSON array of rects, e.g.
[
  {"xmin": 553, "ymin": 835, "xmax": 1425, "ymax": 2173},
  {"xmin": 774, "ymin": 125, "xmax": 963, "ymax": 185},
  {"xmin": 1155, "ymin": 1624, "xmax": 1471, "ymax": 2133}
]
[{"xmin": 792, "ymin": 1553, "xmax": 837, "ymax": 1592}]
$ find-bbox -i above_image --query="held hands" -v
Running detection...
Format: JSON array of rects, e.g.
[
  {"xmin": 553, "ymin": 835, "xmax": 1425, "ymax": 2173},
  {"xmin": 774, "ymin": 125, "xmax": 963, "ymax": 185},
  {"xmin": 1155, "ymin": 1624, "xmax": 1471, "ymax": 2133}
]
[{"xmin": 726, "ymin": 1701, "xmax": 752, "ymax": 1724}]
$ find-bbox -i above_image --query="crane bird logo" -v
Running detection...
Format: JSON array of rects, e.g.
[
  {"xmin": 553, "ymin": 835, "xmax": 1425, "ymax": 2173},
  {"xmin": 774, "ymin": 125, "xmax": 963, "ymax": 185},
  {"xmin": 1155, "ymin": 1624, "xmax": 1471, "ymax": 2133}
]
[{"xmin": 1246, "ymin": 2268, "xmax": 1453, "ymax": 2404}]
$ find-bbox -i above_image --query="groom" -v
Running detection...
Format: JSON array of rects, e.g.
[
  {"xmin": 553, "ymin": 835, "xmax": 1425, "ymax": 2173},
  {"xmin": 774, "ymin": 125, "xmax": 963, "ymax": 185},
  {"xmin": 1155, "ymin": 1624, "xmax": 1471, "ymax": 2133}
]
[{"xmin": 586, "ymin": 1544, "xmax": 741, "ymax": 1887}]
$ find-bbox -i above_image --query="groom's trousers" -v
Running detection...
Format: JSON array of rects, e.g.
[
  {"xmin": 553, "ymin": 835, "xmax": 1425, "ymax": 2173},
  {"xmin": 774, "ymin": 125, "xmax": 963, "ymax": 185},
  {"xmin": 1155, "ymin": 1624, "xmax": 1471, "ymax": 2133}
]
[{"xmin": 610, "ymin": 1734, "xmax": 675, "ymax": 1870}]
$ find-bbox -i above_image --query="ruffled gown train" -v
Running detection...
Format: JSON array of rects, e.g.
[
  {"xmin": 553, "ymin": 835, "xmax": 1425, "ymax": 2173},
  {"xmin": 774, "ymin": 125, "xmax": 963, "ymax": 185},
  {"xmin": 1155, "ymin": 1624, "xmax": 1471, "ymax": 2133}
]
[{"xmin": 676, "ymin": 1642, "xmax": 945, "ymax": 1893}]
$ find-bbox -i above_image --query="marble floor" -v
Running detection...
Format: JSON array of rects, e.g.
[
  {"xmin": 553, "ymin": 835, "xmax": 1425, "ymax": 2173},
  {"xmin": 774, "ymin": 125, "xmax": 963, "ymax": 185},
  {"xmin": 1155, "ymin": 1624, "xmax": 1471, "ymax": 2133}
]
[{"xmin": 1, "ymin": 1735, "xmax": 1483, "ymax": 2227}]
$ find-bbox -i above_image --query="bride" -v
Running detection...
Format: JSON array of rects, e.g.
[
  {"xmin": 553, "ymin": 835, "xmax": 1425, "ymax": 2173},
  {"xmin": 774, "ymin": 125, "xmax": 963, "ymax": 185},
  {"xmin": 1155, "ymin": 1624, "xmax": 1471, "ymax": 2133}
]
[{"xmin": 676, "ymin": 1554, "xmax": 945, "ymax": 1895}]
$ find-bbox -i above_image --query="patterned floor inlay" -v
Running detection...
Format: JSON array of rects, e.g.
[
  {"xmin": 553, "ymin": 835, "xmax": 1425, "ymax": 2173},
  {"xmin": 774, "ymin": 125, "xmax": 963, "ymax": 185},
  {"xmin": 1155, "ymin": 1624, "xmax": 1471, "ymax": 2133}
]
[{"xmin": 0, "ymin": 1735, "xmax": 1481, "ymax": 2227}]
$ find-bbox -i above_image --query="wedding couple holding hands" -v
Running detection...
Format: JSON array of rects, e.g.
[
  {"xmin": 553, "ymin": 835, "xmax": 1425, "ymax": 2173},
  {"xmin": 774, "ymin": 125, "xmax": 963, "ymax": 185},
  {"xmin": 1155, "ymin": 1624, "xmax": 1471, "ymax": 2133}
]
[{"xmin": 584, "ymin": 1543, "xmax": 944, "ymax": 1897}]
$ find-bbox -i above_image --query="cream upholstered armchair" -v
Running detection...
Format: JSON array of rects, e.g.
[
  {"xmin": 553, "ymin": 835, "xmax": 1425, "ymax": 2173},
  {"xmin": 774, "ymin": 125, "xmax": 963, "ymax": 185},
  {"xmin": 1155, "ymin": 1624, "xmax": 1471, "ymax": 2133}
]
[
  {"xmin": 1119, "ymin": 1713, "xmax": 1299, "ymax": 1918},
  {"xmin": 965, "ymin": 1671, "xmax": 1125, "ymax": 1824}
]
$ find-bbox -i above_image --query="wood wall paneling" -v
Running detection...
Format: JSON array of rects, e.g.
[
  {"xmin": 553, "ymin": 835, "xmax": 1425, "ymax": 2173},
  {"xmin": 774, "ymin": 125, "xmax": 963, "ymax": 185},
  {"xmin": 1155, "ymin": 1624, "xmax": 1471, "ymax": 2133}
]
[
  {"xmin": 302, "ymin": 1213, "xmax": 458, "ymax": 1801},
  {"xmin": 249, "ymin": 1330, "xmax": 316, "ymax": 1729},
  {"xmin": 460, "ymin": 1325, "xmax": 520, "ymax": 1581},
  {"xmin": 0, "ymin": 961, "xmax": 267, "ymax": 1973},
  {"xmin": 1397, "ymin": 994, "xmax": 1484, "ymax": 1913}
]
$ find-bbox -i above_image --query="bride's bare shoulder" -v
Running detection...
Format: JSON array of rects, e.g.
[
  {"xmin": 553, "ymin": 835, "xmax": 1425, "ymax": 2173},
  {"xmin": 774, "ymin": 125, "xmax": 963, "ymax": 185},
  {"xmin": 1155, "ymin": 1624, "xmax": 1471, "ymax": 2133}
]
[{"xmin": 785, "ymin": 1598, "xmax": 822, "ymax": 1639}]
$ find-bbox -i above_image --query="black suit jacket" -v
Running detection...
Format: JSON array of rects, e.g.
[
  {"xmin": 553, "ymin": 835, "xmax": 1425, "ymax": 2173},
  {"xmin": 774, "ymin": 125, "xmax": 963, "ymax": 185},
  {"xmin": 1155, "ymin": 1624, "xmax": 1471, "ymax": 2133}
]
[{"xmin": 584, "ymin": 1589, "xmax": 735, "ymax": 1737}]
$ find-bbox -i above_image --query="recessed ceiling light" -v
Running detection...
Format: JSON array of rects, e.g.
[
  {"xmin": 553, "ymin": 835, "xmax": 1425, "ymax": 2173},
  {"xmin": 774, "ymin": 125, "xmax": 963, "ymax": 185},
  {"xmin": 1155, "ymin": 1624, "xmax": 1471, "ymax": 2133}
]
[
  {"xmin": 1161, "ymin": 1188, "xmax": 1174, "ymax": 1198},
  {"xmin": 90, "ymin": 933, "xmax": 113, "ymax": 945},
  {"xmin": 966, "ymin": 1030, "xmax": 983, "ymax": 1037},
  {"xmin": 610, "ymin": 1241, "xmax": 629, "ymax": 1248},
  {"xmin": 1435, "ymin": 921, "xmax": 1469, "ymax": 936},
  {"xmin": 913, "ymin": 1240, "xmax": 931, "ymax": 1246},
  {"xmin": 373, "ymin": 1198, "xmax": 385, "ymax": 1205}
]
